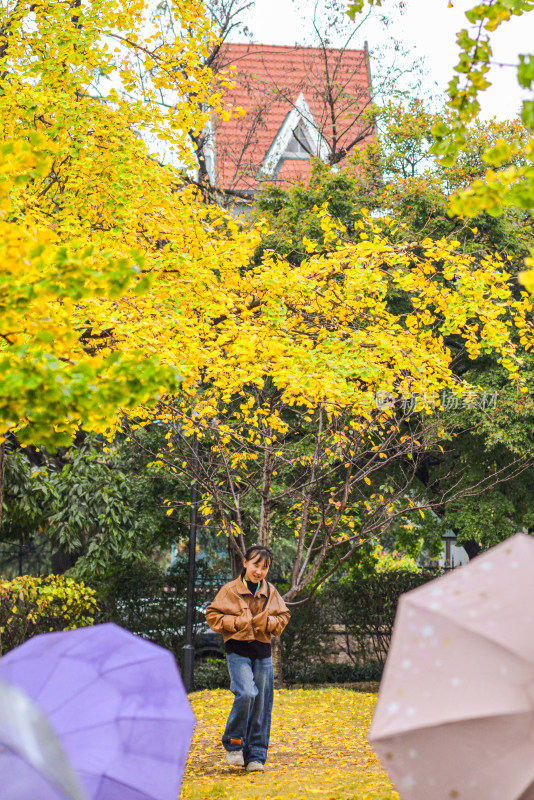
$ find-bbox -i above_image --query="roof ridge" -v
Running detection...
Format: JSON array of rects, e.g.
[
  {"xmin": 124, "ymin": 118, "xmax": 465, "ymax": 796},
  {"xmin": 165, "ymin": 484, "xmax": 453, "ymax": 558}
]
[{"xmin": 223, "ymin": 41, "xmax": 366, "ymax": 54}]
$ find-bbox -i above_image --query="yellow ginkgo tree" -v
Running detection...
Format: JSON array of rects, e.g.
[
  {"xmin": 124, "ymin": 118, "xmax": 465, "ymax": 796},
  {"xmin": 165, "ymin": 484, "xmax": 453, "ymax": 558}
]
[
  {"xmin": 348, "ymin": 0, "xmax": 534, "ymax": 285},
  {"xmin": 2, "ymin": 0, "xmax": 534, "ymax": 588},
  {"xmin": 125, "ymin": 207, "xmax": 533, "ymax": 601},
  {"xmin": 0, "ymin": 0, "xmax": 245, "ymax": 447}
]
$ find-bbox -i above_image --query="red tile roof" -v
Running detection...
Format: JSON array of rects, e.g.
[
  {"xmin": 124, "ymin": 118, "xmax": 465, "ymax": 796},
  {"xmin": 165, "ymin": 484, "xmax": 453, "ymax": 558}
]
[{"xmin": 214, "ymin": 43, "xmax": 373, "ymax": 195}]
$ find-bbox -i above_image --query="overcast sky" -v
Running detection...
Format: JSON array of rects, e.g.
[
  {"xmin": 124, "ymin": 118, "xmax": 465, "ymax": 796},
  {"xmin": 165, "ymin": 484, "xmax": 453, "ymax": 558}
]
[{"xmin": 228, "ymin": 0, "xmax": 534, "ymax": 121}]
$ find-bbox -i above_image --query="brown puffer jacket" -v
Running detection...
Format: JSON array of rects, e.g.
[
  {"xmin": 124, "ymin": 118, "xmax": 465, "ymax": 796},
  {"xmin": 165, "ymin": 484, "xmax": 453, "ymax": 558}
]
[{"xmin": 205, "ymin": 577, "xmax": 290, "ymax": 643}]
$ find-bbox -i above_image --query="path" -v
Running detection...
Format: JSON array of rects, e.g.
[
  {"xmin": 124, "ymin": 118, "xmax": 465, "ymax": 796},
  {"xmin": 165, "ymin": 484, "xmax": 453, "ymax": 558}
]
[{"xmin": 181, "ymin": 686, "xmax": 397, "ymax": 800}]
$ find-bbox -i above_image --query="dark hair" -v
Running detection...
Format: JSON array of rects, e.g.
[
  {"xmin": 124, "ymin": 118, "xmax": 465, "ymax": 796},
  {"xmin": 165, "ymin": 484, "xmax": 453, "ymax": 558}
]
[{"xmin": 243, "ymin": 544, "xmax": 274, "ymax": 567}]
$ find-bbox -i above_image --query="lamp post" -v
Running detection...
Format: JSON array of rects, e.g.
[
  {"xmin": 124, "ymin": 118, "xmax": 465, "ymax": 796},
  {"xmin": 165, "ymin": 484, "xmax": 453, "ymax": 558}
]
[
  {"xmin": 183, "ymin": 430, "xmax": 199, "ymax": 693},
  {"xmin": 443, "ymin": 530, "xmax": 457, "ymax": 569}
]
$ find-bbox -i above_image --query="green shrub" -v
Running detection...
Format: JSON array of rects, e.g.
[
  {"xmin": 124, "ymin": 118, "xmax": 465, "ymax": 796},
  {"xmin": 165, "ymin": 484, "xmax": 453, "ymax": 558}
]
[
  {"xmin": 90, "ymin": 555, "xmax": 224, "ymax": 666},
  {"xmin": 90, "ymin": 558, "xmax": 185, "ymax": 661},
  {"xmin": 0, "ymin": 574, "xmax": 97, "ymax": 654},
  {"xmin": 193, "ymin": 658, "xmax": 230, "ymax": 691},
  {"xmin": 286, "ymin": 661, "xmax": 383, "ymax": 685},
  {"xmin": 325, "ymin": 569, "xmax": 435, "ymax": 665},
  {"xmin": 191, "ymin": 656, "xmax": 382, "ymax": 691},
  {"xmin": 282, "ymin": 596, "xmax": 334, "ymax": 681},
  {"xmin": 282, "ymin": 568, "xmax": 436, "ymax": 681}
]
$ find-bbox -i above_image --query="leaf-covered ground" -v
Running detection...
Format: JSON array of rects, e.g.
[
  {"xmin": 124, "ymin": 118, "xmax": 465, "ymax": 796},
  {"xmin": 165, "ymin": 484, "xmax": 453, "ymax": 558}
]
[{"xmin": 181, "ymin": 687, "xmax": 398, "ymax": 800}]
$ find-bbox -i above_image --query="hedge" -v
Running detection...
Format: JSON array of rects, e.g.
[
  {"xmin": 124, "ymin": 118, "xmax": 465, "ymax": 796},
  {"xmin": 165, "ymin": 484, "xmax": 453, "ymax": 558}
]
[{"xmin": 0, "ymin": 574, "xmax": 98, "ymax": 655}]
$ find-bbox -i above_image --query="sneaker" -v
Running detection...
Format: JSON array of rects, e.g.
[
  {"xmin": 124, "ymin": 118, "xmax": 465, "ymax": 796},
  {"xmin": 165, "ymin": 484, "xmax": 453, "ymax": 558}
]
[
  {"xmin": 245, "ymin": 761, "xmax": 265, "ymax": 772},
  {"xmin": 225, "ymin": 750, "xmax": 244, "ymax": 767}
]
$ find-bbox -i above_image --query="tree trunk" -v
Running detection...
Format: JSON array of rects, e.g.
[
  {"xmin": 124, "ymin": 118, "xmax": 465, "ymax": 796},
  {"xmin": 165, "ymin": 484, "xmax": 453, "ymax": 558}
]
[
  {"xmin": 228, "ymin": 536, "xmax": 242, "ymax": 579},
  {"xmin": 463, "ymin": 538, "xmax": 481, "ymax": 560},
  {"xmin": 0, "ymin": 438, "xmax": 6, "ymax": 532},
  {"xmin": 51, "ymin": 545, "xmax": 78, "ymax": 574},
  {"xmin": 271, "ymin": 635, "xmax": 283, "ymax": 689}
]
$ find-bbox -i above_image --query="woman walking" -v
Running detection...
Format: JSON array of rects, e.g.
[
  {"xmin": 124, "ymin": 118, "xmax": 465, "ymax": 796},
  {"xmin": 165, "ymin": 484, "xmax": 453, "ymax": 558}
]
[{"xmin": 205, "ymin": 544, "xmax": 290, "ymax": 772}]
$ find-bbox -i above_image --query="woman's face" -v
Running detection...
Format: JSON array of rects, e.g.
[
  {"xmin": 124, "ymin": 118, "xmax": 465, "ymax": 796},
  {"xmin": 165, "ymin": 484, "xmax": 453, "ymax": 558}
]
[{"xmin": 243, "ymin": 554, "xmax": 270, "ymax": 583}]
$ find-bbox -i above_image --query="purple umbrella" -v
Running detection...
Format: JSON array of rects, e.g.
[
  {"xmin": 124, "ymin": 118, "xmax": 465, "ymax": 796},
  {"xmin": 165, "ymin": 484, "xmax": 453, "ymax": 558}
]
[
  {"xmin": 0, "ymin": 679, "xmax": 86, "ymax": 800},
  {"xmin": 0, "ymin": 623, "xmax": 195, "ymax": 800}
]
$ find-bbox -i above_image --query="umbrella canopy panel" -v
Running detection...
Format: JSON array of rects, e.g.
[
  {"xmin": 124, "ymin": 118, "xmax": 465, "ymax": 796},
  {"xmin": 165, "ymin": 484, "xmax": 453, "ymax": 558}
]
[
  {"xmin": 370, "ymin": 533, "xmax": 534, "ymax": 800},
  {"xmin": 0, "ymin": 623, "xmax": 195, "ymax": 800},
  {"xmin": 2, "ymin": 750, "xmax": 82, "ymax": 800},
  {"xmin": 0, "ymin": 679, "xmax": 86, "ymax": 800}
]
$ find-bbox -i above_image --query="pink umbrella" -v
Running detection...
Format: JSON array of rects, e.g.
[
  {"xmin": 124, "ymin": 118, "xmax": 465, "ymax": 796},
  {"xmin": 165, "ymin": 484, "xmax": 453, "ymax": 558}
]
[{"xmin": 369, "ymin": 533, "xmax": 534, "ymax": 800}]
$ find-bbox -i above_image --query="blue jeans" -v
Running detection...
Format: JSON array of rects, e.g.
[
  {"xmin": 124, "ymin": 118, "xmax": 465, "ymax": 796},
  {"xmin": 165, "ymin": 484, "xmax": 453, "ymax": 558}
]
[{"xmin": 222, "ymin": 653, "xmax": 274, "ymax": 765}]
